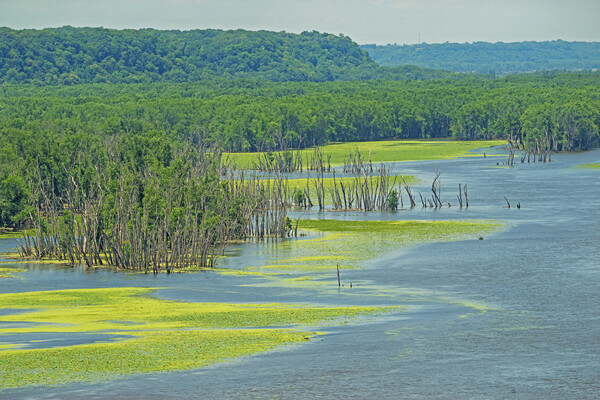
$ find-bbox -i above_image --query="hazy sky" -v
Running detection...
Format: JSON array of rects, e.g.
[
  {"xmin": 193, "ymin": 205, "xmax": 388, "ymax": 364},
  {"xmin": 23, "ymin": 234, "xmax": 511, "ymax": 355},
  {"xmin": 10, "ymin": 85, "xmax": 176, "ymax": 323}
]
[{"xmin": 2, "ymin": 0, "xmax": 599, "ymax": 44}]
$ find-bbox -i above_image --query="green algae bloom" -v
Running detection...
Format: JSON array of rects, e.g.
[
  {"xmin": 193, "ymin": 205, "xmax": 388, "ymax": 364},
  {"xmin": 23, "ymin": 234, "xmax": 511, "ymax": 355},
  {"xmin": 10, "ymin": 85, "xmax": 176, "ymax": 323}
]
[
  {"xmin": 0, "ymin": 287, "xmax": 395, "ymax": 389},
  {"xmin": 575, "ymin": 163, "xmax": 600, "ymax": 169},
  {"xmin": 1, "ymin": 329, "xmax": 308, "ymax": 388},
  {"xmin": 293, "ymin": 219, "xmax": 503, "ymax": 268},
  {"xmin": 0, "ymin": 266, "xmax": 23, "ymax": 279},
  {"xmin": 234, "ymin": 219, "xmax": 503, "ymax": 291}
]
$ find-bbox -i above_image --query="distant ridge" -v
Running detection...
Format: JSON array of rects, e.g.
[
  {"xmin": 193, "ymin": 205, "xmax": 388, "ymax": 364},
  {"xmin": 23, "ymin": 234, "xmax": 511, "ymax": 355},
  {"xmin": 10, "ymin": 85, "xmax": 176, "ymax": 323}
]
[
  {"xmin": 0, "ymin": 26, "xmax": 382, "ymax": 84},
  {"xmin": 361, "ymin": 40, "xmax": 600, "ymax": 75}
]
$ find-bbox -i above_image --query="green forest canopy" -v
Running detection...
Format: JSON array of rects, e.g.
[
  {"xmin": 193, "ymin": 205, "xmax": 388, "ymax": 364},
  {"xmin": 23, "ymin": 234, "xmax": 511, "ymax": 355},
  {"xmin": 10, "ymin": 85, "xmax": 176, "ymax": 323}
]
[
  {"xmin": 2, "ymin": 75, "xmax": 598, "ymax": 152},
  {"xmin": 0, "ymin": 26, "xmax": 461, "ymax": 84}
]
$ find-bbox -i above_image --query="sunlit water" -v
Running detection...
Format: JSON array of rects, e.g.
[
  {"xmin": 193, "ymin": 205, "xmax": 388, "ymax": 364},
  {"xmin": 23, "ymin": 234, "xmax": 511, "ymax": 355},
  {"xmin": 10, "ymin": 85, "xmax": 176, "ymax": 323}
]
[{"xmin": 2, "ymin": 148, "xmax": 599, "ymax": 399}]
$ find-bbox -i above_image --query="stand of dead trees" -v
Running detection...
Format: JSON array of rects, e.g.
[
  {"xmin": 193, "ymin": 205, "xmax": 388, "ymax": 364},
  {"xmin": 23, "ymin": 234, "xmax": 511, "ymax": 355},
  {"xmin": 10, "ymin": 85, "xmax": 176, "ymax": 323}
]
[
  {"xmin": 288, "ymin": 148, "xmax": 402, "ymax": 211},
  {"xmin": 19, "ymin": 144, "xmax": 290, "ymax": 273},
  {"xmin": 507, "ymin": 137, "xmax": 552, "ymax": 166},
  {"xmin": 250, "ymin": 147, "xmax": 332, "ymax": 173},
  {"xmin": 412, "ymin": 174, "xmax": 469, "ymax": 209}
]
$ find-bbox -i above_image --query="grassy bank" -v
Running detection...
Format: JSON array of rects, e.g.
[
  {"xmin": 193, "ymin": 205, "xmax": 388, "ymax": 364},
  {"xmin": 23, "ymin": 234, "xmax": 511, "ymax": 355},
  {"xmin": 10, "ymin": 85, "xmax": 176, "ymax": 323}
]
[
  {"xmin": 228, "ymin": 139, "xmax": 506, "ymax": 169},
  {"xmin": 0, "ymin": 230, "xmax": 35, "ymax": 239}
]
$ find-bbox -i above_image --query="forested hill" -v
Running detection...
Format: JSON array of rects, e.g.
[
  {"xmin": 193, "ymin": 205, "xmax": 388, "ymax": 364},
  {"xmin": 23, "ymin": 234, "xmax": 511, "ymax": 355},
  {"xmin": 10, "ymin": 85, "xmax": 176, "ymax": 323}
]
[
  {"xmin": 0, "ymin": 26, "xmax": 383, "ymax": 84},
  {"xmin": 361, "ymin": 41, "xmax": 600, "ymax": 75},
  {"xmin": 0, "ymin": 26, "xmax": 460, "ymax": 84}
]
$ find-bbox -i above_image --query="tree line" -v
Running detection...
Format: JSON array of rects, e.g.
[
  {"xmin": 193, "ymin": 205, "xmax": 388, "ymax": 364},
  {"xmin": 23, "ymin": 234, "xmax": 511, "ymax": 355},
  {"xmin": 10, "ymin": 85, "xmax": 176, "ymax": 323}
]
[{"xmin": 1, "ymin": 75, "xmax": 598, "ymax": 150}]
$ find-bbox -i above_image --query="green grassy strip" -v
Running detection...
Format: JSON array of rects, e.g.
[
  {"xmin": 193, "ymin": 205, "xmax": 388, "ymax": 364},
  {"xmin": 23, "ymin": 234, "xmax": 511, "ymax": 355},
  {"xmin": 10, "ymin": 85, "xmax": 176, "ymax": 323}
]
[
  {"xmin": 285, "ymin": 174, "xmax": 417, "ymax": 191},
  {"xmin": 299, "ymin": 219, "xmax": 500, "ymax": 235},
  {"xmin": 227, "ymin": 139, "xmax": 505, "ymax": 168},
  {"xmin": 0, "ymin": 230, "xmax": 35, "ymax": 239}
]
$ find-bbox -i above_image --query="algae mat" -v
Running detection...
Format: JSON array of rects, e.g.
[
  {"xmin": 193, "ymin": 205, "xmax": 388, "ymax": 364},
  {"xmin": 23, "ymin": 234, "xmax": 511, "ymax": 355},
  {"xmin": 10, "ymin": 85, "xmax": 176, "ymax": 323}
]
[
  {"xmin": 0, "ymin": 266, "xmax": 22, "ymax": 279},
  {"xmin": 0, "ymin": 287, "xmax": 393, "ymax": 389},
  {"xmin": 575, "ymin": 162, "xmax": 600, "ymax": 169},
  {"xmin": 246, "ymin": 219, "xmax": 503, "ymax": 275}
]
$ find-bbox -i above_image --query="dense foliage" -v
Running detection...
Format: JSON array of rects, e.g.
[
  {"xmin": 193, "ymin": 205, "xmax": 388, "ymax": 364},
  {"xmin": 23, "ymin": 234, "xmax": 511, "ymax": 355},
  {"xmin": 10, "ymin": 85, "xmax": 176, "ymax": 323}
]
[
  {"xmin": 0, "ymin": 26, "xmax": 375, "ymax": 83},
  {"xmin": 361, "ymin": 40, "xmax": 600, "ymax": 75},
  {"xmin": 2, "ymin": 74, "xmax": 598, "ymax": 150},
  {"xmin": 0, "ymin": 26, "xmax": 460, "ymax": 84}
]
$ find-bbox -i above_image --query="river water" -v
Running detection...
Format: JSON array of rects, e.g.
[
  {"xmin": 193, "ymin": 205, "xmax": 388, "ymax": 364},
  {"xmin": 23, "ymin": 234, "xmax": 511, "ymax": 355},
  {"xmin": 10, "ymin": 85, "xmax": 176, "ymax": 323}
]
[{"xmin": 2, "ymin": 147, "xmax": 599, "ymax": 399}]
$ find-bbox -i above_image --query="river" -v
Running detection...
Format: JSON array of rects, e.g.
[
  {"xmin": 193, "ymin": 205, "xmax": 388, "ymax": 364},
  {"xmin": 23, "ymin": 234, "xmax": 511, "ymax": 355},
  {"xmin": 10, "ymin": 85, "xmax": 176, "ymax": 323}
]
[{"xmin": 2, "ymin": 147, "xmax": 599, "ymax": 399}]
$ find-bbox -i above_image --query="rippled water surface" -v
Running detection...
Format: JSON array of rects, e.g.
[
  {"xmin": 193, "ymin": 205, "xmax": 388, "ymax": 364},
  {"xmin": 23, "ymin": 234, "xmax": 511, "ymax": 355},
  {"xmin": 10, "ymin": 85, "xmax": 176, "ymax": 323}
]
[{"xmin": 2, "ymin": 148, "xmax": 599, "ymax": 399}]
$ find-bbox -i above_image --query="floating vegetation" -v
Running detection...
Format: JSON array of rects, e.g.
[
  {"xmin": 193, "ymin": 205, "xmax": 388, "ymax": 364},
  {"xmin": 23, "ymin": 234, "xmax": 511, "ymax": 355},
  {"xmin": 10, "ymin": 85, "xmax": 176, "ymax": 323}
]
[
  {"xmin": 1, "ymin": 329, "xmax": 308, "ymax": 388},
  {"xmin": 294, "ymin": 219, "xmax": 503, "ymax": 266},
  {"xmin": 0, "ymin": 267, "xmax": 22, "ymax": 279},
  {"xmin": 235, "ymin": 219, "xmax": 504, "ymax": 290},
  {"xmin": 248, "ymin": 264, "xmax": 359, "ymax": 273},
  {"xmin": 0, "ymin": 287, "xmax": 396, "ymax": 389},
  {"xmin": 575, "ymin": 162, "xmax": 600, "ymax": 169}
]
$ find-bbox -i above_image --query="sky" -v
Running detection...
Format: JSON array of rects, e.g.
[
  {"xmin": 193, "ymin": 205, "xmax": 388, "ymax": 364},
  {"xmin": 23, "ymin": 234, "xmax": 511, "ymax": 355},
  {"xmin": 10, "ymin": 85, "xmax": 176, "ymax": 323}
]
[{"xmin": 2, "ymin": 0, "xmax": 600, "ymax": 45}]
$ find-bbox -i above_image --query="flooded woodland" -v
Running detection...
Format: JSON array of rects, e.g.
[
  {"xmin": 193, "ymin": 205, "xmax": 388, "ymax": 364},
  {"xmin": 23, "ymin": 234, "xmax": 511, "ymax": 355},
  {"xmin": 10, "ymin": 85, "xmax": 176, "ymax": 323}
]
[{"xmin": 1, "ymin": 141, "xmax": 598, "ymax": 399}]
